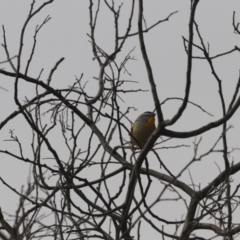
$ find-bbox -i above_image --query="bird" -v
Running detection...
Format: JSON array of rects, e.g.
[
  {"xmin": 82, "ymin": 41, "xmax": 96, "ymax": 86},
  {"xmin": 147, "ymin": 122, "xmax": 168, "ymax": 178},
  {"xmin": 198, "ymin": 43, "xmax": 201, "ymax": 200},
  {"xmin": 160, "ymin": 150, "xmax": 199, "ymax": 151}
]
[{"xmin": 130, "ymin": 111, "xmax": 156, "ymax": 147}]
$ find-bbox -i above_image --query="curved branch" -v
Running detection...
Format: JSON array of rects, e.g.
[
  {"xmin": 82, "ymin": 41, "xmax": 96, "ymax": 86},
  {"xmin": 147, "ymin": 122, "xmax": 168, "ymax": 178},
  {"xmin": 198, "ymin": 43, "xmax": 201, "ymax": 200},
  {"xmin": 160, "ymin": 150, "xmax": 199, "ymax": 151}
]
[
  {"xmin": 138, "ymin": 0, "xmax": 163, "ymax": 123},
  {"xmin": 193, "ymin": 222, "xmax": 240, "ymax": 236},
  {"xmin": 199, "ymin": 162, "xmax": 240, "ymax": 198},
  {"xmin": 164, "ymin": 0, "xmax": 199, "ymax": 127},
  {"xmin": 163, "ymin": 93, "xmax": 240, "ymax": 138},
  {"xmin": 138, "ymin": 167, "xmax": 194, "ymax": 196}
]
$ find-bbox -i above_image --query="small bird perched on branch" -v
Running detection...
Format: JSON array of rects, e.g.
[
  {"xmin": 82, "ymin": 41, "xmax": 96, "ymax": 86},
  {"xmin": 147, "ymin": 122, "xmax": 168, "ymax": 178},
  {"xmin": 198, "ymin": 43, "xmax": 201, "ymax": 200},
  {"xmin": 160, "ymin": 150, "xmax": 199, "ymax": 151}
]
[{"xmin": 130, "ymin": 111, "xmax": 156, "ymax": 147}]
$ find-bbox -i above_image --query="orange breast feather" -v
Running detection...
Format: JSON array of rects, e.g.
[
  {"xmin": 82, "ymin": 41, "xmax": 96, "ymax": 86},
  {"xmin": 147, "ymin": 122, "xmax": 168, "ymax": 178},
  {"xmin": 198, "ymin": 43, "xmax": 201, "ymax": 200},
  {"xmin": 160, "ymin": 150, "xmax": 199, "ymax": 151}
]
[{"xmin": 144, "ymin": 116, "xmax": 155, "ymax": 128}]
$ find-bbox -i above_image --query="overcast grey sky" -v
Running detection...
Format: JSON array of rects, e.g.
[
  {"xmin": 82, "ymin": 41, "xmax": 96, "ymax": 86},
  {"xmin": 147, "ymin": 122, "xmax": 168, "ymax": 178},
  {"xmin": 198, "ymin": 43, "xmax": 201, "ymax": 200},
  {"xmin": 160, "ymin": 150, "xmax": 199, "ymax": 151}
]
[{"xmin": 1, "ymin": 1, "xmax": 240, "ymax": 239}]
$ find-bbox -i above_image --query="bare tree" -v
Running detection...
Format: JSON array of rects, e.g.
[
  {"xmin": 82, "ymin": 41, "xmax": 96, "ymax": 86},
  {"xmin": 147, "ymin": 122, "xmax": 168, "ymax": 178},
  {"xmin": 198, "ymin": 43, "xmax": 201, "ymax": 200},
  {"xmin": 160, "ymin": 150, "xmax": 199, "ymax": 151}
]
[{"xmin": 1, "ymin": 0, "xmax": 240, "ymax": 239}]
